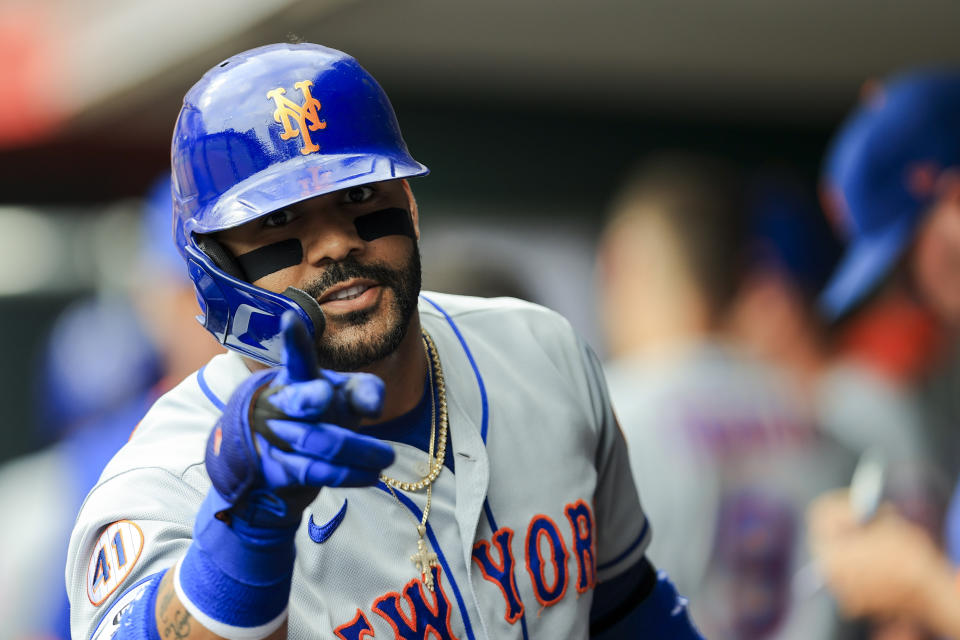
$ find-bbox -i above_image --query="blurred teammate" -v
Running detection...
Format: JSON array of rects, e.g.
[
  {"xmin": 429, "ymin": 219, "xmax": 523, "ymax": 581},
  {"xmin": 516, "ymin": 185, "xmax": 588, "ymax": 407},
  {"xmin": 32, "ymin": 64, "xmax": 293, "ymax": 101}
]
[
  {"xmin": 730, "ymin": 173, "xmax": 946, "ymax": 639},
  {"xmin": 0, "ymin": 177, "xmax": 221, "ymax": 640},
  {"xmin": 805, "ymin": 69, "xmax": 960, "ymax": 636},
  {"xmin": 818, "ymin": 71, "xmax": 960, "ymax": 484},
  {"xmin": 731, "ymin": 173, "xmax": 936, "ymax": 517},
  {"xmin": 599, "ymin": 154, "xmax": 856, "ymax": 640},
  {"xmin": 0, "ymin": 297, "xmax": 161, "ymax": 640},
  {"xmin": 65, "ymin": 42, "xmax": 703, "ymax": 640},
  {"xmin": 727, "ymin": 173, "xmax": 842, "ymax": 400}
]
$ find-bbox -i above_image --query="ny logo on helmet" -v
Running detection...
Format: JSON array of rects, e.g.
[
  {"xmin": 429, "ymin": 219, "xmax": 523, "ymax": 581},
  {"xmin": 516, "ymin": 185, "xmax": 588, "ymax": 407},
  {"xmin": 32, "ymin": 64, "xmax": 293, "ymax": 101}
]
[{"xmin": 266, "ymin": 80, "xmax": 327, "ymax": 155}]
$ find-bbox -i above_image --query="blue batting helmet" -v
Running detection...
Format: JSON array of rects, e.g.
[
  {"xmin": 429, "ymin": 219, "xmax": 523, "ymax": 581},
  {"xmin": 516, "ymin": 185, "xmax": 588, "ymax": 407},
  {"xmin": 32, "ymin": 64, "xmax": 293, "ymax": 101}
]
[
  {"xmin": 747, "ymin": 172, "xmax": 842, "ymax": 297},
  {"xmin": 171, "ymin": 42, "xmax": 428, "ymax": 365},
  {"xmin": 819, "ymin": 69, "xmax": 960, "ymax": 320}
]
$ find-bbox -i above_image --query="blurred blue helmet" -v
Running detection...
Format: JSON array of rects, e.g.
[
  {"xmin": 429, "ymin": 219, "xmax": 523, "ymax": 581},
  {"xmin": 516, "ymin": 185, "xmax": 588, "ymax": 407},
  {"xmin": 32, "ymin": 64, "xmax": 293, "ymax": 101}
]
[
  {"xmin": 37, "ymin": 297, "xmax": 161, "ymax": 441},
  {"xmin": 819, "ymin": 69, "xmax": 960, "ymax": 320},
  {"xmin": 171, "ymin": 42, "xmax": 428, "ymax": 365},
  {"xmin": 747, "ymin": 173, "xmax": 842, "ymax": 297}
]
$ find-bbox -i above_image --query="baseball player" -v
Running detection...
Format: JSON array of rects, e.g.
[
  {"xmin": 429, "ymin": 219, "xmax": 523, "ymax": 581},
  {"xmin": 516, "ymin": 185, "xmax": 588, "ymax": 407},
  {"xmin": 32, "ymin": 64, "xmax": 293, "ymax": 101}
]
[
  {"xmin": 598, "ymin": 155, "xmax": 858, "ymax": 640},
  {"xmin": 65, "ymin": 43, "xmax": 703, "ymax": 640},
  {"xmin": 805, "ymin": 69, "xmax": 960, "ymax": 636},
  {"xmin": 0, "ymin": 296, "xmax": 160, "ymax": 640},
  {"xmin": 817, "ymin": 71, "xmax": 960, "ymax": 500}
]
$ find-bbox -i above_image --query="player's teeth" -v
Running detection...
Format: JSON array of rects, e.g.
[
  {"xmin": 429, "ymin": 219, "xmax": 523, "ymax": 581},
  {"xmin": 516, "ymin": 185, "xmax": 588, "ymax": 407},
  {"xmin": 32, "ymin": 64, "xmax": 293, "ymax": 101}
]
[{"xmin": 329, "ymin": 285, "xmax": 368, "ymax": 301}]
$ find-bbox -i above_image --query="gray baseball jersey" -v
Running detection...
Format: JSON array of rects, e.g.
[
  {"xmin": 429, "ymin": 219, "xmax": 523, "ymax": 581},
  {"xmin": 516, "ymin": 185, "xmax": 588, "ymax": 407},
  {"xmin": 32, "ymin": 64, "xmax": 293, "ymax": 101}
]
[
  {"xmin": 0, "ymin": 446, "xmax": 74, "ymax": 638},
  {"xmin": 606, "ymin": 342, "xmax": 858, "ymax": 640},
  {"xmin": 66, "ymin": 293, "xmax": 650, "ymax": 640}
]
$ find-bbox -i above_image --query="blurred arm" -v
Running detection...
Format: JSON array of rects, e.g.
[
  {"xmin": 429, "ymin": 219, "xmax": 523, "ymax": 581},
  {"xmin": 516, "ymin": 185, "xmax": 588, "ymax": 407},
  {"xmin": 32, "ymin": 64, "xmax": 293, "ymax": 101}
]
[{"xmin": 807, "ymin": 489, "xmax": 960, "ymax": 638}]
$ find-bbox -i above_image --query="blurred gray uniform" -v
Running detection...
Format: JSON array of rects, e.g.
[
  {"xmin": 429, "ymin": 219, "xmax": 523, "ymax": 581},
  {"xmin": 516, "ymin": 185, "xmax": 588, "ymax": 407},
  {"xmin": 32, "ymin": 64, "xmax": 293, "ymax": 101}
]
[
  {"xmin": 916, "ymin": 342, "xmax": 960, "ymax": 483},
  {"xmin": 607, "ymin": 341, "xmax": 856, "ymax": 640},
  {"xmin": 67, "ymin": 294, "xmax": 650, "ymax": 640},
  {"xmin": 818, "ymin": 361, "xmax": 949, "ymax": 532},
  {"xmin": 0, "ymin": 448, "xmax": 75, "ymax": 638}
]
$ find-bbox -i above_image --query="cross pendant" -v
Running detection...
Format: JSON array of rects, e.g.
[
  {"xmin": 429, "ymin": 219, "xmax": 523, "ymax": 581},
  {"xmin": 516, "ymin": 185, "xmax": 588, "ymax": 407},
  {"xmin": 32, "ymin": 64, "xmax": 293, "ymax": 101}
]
[{"xmin": 410, "ymin": 535, "xmax": 439, "ymax": 591}]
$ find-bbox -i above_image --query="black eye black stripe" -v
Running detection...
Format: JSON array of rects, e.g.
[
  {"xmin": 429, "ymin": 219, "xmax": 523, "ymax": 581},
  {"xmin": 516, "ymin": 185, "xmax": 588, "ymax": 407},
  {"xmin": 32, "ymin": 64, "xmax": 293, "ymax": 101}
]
[
  {"xmin": 354, "ymin": 207, "xmax": 416, "ymax": 241},
  {"xmin": 236, "ymin": 238, "xmax": 304, "ymax": 282},
  {"xmin": 232, "ymin": 207, "xmax": 415, "ymax": 282}
]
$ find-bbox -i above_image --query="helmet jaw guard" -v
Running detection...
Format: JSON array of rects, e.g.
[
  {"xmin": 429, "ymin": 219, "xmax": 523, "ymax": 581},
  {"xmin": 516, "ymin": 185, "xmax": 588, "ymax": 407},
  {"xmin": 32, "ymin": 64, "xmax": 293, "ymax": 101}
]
[
  {"xmin": 182, "ymin": 242, "xmax": 324, "ymax": 366},
  {"xmin": 171, "ymin": 42, "xmax": 427, "ymax": 366}
]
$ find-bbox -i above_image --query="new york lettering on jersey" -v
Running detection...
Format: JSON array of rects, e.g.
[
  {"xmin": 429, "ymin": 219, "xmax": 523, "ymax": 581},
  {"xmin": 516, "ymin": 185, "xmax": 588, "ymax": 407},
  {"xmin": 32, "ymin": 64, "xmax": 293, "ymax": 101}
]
[
  {"xmin": 283, "ymin": 294, "xmax": 628, "ymax": 639},
  {"xmin": 334, "ymin": 501, "xmax": 598, "ymax": 638}
]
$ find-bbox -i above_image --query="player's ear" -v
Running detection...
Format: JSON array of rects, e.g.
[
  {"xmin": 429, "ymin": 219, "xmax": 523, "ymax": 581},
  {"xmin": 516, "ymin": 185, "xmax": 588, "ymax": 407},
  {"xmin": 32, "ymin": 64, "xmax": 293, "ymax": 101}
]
[
  {"xmin": 934, "ymin": 167, "xmax": 960, "ymax": 206},
  {"xmin": 906, "ymin": 161, "xmax": 940, "ymax": 200},
  {"xmin": 401, "ymin": 179, "xmax": 421, "ymax": 240}
]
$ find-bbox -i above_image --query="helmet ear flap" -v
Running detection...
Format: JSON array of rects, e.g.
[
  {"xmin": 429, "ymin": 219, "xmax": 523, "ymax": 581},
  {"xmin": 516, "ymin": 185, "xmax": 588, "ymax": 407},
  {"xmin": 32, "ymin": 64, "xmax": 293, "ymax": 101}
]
[{"xmin": 196, "ymin": 236, "xmax": 247, "ymax": 281}]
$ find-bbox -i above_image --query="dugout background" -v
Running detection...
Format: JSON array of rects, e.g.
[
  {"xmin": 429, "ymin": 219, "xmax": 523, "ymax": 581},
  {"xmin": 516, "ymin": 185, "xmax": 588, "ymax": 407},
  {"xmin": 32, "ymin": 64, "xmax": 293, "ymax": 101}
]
[{"xmin": 0, "ymin": 0, "xmax": 957, "ymax": 462}]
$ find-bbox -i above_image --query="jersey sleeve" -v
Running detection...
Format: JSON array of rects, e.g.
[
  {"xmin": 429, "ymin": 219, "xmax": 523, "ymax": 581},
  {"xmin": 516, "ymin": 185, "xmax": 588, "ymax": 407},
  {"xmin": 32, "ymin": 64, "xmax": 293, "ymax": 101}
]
[
  {"xmin": 66, "ymin": 466, "xmax": 207, "ymax": 639},
  {"xmin": 578, "ymin": 338, "xmax": 651, "ymax": 582},
  {"xmin": 65, "ymin": 378, "xmax": 219, "ymax": 640}
]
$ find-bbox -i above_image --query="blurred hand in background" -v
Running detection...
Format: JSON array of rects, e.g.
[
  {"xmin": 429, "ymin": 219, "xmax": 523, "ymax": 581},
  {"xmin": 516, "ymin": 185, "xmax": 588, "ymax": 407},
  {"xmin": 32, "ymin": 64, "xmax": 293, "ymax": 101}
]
[{"xmin": 807, "ymin": 489, "xmax": 960, "ymax": 638}]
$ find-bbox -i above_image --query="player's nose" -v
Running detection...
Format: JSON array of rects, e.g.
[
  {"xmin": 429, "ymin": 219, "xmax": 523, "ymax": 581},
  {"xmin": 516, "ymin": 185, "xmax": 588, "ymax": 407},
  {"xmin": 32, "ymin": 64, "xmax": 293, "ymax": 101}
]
[{"xmin": 302, "ymin": 212, "xmax": 365, "ymax": 265}]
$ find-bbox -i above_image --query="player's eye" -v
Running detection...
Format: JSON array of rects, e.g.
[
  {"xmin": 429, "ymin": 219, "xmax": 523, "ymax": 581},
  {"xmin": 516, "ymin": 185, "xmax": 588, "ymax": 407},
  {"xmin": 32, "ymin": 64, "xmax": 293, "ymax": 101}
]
[
  {"xmin": 342, "ymin": 186, "xmax": 375, "ymax": 204},
  {"xmin": 263, "ymin": 209, "xmax": 297, "ymax": 228}
]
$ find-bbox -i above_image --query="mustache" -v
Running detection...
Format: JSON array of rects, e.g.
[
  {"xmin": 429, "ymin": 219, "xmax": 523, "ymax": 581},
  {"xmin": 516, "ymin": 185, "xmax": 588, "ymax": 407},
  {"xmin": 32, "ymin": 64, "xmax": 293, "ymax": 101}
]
[{"xmin": 300, "ymin": 257, "xmax": 404, "ymax": 299}]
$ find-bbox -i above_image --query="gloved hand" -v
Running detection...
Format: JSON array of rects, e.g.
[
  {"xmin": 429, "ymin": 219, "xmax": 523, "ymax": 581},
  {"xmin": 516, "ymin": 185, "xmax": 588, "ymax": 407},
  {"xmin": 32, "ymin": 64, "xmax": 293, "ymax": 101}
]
[
  {"xmin": 178, "ymin": 311, "xmax": 396, "ymax": 634},
  {"xmin": 205, "ymin": 310, "xmax": 396, "ymax": 528}
]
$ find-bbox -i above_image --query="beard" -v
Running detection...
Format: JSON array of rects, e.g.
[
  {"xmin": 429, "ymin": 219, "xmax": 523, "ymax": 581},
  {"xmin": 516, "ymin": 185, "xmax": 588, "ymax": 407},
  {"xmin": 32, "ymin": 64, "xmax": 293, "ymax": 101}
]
[{"xmin": 300, "ymin": 245, "xmax": 421, "ymax": 371}]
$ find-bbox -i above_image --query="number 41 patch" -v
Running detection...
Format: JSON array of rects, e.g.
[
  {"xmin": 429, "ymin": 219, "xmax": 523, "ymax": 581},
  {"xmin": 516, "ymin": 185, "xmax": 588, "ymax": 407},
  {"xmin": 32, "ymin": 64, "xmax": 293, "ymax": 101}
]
[{"xmin": 86, "ymin": 521, "xmax": 145, "ymax": 606}]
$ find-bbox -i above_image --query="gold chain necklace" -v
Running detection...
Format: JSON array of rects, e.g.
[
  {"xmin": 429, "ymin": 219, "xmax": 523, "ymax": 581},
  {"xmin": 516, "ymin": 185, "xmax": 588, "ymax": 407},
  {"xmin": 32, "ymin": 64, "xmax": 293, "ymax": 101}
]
[
  {"xmin": 382, "ymin": 330, "xmax": 447, "ymax": 591},
  {"xmin": 380, "ymin": 330, "xmax": 448, "ymax": 491}
]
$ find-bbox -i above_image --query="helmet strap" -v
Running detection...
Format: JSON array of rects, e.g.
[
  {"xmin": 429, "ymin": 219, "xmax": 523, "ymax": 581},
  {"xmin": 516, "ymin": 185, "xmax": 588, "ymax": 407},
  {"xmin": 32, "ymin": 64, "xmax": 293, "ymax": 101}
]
[{"xmin": 197, "ymin": 236, "xmax": 246, "ymax": 280}]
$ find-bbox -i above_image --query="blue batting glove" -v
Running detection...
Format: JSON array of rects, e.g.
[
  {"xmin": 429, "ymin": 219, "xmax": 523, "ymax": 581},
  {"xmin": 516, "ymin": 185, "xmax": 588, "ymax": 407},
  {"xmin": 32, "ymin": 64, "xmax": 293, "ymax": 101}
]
[
  {"xmin": 205, "ymin": 311, "xmax": 395, "ymax": 528},
  {"xmin": 177, "ymin": 313, "xmax": 395, "ymax": 634}
]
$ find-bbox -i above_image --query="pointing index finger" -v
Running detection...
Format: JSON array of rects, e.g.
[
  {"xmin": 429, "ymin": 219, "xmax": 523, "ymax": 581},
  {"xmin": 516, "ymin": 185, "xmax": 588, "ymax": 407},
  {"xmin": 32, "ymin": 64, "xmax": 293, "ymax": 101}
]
[{"xmin": 280, "ymin": 310, "xmax": 319, "ymax": 383}]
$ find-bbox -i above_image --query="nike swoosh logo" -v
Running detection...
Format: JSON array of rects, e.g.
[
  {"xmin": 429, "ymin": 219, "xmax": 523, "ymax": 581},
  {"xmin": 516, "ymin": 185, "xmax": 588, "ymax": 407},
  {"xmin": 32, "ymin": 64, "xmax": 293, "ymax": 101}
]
[{"xmin": 308, "ymin": 499, "xmax": 348, "ymax": 543}]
